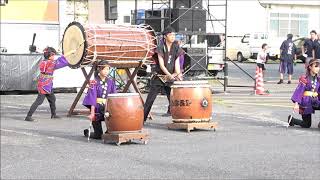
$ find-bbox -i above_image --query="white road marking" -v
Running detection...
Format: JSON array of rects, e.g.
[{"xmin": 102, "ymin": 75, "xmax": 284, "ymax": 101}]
[
  {"xmin": 1, "ymin": 128, "xmax": 55, "ymax": 139},
  {"xmin": 1, "ymin": 105, "xmax": 48, "ymax": 112},
  {"xmin": 1, "ymin": 128, "xmax": 39, "ymax": 137},
  {"xmin": 1, "ymin": 105, "xmax": 28, "ymax": 109},
  {"xmin": 224, "ymin": 101, "xmax": 292, "ymax": 108}
]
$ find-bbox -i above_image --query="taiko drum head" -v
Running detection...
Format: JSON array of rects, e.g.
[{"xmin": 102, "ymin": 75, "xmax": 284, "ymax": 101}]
[{"xmin": 62, "ymin": 21, "xmax": 87, "ymax": 69}]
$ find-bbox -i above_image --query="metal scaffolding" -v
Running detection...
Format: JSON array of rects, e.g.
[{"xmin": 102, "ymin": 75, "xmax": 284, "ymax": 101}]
[{"xmin": 133, "ymin": 0, "xmax": 233, "ymax": 92}]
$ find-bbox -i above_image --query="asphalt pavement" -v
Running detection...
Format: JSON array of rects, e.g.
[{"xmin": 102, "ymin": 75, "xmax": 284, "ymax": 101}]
[{"xmin": 1, "ymin": 62, "xmax": 319, "ymax": 179}]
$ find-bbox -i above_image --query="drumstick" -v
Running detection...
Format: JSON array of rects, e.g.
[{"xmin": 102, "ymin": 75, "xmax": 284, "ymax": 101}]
[
  {"xmin": 64, "ymin": 49, "xmax": 77, "ymax": 57},
  {"xmin": 157, "ymin": 75, "xmax": 166, "ymax": 83},
  {"xmin": 173, "ymin": 73, "xmax": 183, "ymax": 80},
  {"xmin": 157, "ymin": 73, "xmax": 182, "ymax": 83},
  {"xmin": 63, "ymin": 40, "xmax": 85, "ymax": 57},
  {"xmin": 87, "ymin": 121, "xmax": 92, "ymax": 142},
  {"xmin": 287, "ymin": 111, "xmax": 294, "ymax": 128}
]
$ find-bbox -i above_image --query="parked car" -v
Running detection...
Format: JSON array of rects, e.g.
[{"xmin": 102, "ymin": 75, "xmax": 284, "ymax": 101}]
[
  {"xmin": 235, "ymin": 33, "xmax": 279, "ymax": 62},
  {"xmin": 293, "ymin": 37, "xmax": 307, "ymax": 63}
]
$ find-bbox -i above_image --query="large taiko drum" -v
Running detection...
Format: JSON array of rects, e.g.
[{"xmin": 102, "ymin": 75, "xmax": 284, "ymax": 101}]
[
  {"xmin": 106, "ymin": 93, "xmax": 144, "ymax": 133},
  {"xmin": 170, "ymin": 81, "xmax": 212, "ymax": 123},
  {"xmin": 62, "ymin": 21, "xmax": 157, "ymax": 69}
]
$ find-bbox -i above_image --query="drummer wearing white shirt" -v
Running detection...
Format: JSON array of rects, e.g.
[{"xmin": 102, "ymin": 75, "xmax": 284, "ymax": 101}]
[{"xmin": 256, "ymin": 43, "xmax": 268, "ymax": 79}]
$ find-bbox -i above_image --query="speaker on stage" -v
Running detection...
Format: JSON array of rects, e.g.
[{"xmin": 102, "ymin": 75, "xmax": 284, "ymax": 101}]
[
  {"xmin": 164, "ymin": 8, "xmax": 206, "ymax": 33},
  {"xmin": 192, "ymin": 9, "xmax": 206, "ymax": 33},
  {"xmin": 145, "ymin": 10, "xmax": 162, "ymax": 32},
  {"xmin": 164, "ymin": 8, "xmax": 192, "ymax": 32},
  {"xmin": 173, "ymin": 0, "xmax": 203, "ymax": 9}
]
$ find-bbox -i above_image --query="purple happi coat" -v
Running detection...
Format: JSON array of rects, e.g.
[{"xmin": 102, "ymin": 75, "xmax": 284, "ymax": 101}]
[
  {"xmin": 38, "ymin": 55, "xmax": 69, "ymax": 94},
  {"xmin": 83, "ymin": 76, "xmax": 117, "ymax": 120},
  {"xmin": 291, "ymin": 75, "xmax": 320, "ymax": 114}
]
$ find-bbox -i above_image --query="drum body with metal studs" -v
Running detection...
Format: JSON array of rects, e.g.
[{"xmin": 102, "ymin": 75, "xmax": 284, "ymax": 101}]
[
  {"xmin": 170, "ymin": 81, "xmax": 212, "ymax": 123},
  {"xmin": 62, "ymin": 21, "xmax": 157, "ymax": 69},
  {"xmin": 106, "ymin": 93, "xmax": 144, "ymax": 133}
]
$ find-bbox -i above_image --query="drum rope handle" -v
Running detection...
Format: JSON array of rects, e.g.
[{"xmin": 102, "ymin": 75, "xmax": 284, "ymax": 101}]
[
  {"xmin": 129, "ymin": 29, "xmax": 137, "ymax": 58},
  {"xmin": 85, "ymin": 25, "xmax": 156, "ymax": 44},
  {"xmin": 86, "ymin": 33, "xmax": 154, "ymax": 44},
  {"xmin": 89, "ymin": 25, "xmax": 135, "ymax": 63},
  {"xmin": 76, "ymin": 24, "xmax": 157, "ymax": 67},
  {"xmin": 93, "ymin": 25, "xmax": 98, "ymax": 56},
  {"xmin": 85, "ymin": 27, "xmax": 156, "ymax": 49},
  {"xmin": 143, "ymin": 27, "xmax": 149, "ymax": 61}
]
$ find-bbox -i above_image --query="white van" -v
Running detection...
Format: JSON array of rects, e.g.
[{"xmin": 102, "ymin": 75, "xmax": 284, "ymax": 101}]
[{"xmin": 235, "ymin": 33, "xmax": 280, "ymax": 62}]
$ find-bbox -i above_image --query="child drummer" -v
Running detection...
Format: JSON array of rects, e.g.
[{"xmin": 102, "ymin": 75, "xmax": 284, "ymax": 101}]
[
  {"xmin": 83, "ymin": 61, "xmax": 117, "ymax": 139},
  {"xmin": 288, "ymin": 59, "xmax": 320, "ymax": 128},
  {"xmin": 25, "ymin": 47, "xmax": 70, "ymax": 121}
]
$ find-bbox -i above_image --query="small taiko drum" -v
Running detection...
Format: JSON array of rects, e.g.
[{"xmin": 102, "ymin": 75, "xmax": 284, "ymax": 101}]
[
  {"xmin": 170, "ymin": 81, "xmax": 212, "ymax": 123},
  {"xmin": 106, "ymin": 93, "xmax": 144, "ymax": 133},
  {"xmin": 62, "ymin": 21, "xmax": 157, "ymax": 68}
]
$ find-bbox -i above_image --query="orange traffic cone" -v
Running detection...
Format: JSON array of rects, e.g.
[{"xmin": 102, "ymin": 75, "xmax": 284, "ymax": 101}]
[
  {"xmin": 255, "ymin": 66, "xmax": 260, "ymax": 79},
  {"xmin": 255, "ymin": 67, "xmax": 265, "ymax": 95}
]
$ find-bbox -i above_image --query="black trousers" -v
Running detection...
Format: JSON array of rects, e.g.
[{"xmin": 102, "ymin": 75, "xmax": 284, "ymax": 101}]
[
  {"xmin": 27, "ymin": 93, "xmax": 56, "ymax": 117},
  {"xmin": 91, "ymin": 120, "xmax": 103, "ymax": 138},
  {"xmin": 144, "ymin": 79, "xmax": 171, "ymax": 121},
  {"xmin": 292, "ymin": 106, "xmax": 320, "ymax": 128},
  {"xmin": 84, "ymin": 104, "xmax": 105, "ymax": 139},
  {"xmin": 92, "ymin": 105, "xmax": 105, "ymax": 137}
]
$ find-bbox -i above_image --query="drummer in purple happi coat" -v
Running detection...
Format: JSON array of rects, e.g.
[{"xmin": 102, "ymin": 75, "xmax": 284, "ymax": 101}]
[
  {"xmin": 83, "ymin": 61, "xmax": 117, "ymax": 139},
  {"xmin": 288, "ymin": 59, "xmax": 320, "ymax": 128}
]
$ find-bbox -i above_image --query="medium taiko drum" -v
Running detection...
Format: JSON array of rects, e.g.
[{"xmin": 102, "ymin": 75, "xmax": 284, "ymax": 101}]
[
  {"xmin": 106, "ymin": 93, "xmax": 144, "ymax": 133},
  {"xmin": 62, "ymin": 21, "xmax": 157, "ymax": 68},
  {"xmin": 170, "ymin": 81, "xmax": 212, "ymax": 123}
]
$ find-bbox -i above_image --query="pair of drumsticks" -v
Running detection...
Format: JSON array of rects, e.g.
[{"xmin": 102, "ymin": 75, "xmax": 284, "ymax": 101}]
[{"xmin": 157, "ymin": 73, "xmax": 183, "ymax": 83}]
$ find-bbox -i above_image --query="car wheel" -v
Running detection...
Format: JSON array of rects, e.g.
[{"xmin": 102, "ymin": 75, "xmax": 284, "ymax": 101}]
[
  {"xmin": 237, "ymin": 53, "xmax": 244, "ymax": 62},
  {"xmin": 209, "ymin": 70, "xmax": 218, "ymax": 77}
]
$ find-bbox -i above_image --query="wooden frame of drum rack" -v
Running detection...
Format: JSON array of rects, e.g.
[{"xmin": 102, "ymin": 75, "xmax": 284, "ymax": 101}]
[
  {"xmin": 167, "ymin": 122, "xmax": 218, "ymax": 133},
  {"xmin": 67, "ymin": 61, "xmax": 150, "ymax": 118},
  {"xmin": 102, "ymin": 131, "xmax": 149, "ymax": 146},
  {"xmin": 67, "ymin": 65, "xmax": 96, "ymax": 116}
]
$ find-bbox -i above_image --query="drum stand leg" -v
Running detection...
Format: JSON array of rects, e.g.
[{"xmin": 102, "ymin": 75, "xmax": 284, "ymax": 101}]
[
  {"xmin": 121, "ymin": 61, "xmax": 153, "ymax": 120},
  {"xmin": 121, "ymin": 61, "xmax": 142, "ymax": 93},
  {"xmin": 109, "ymin": 68, "xmax": 126, "ymax": 90},
  {"xmin": 68, "ymin": 65, "xmax": 96, "ymax": 117}
]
